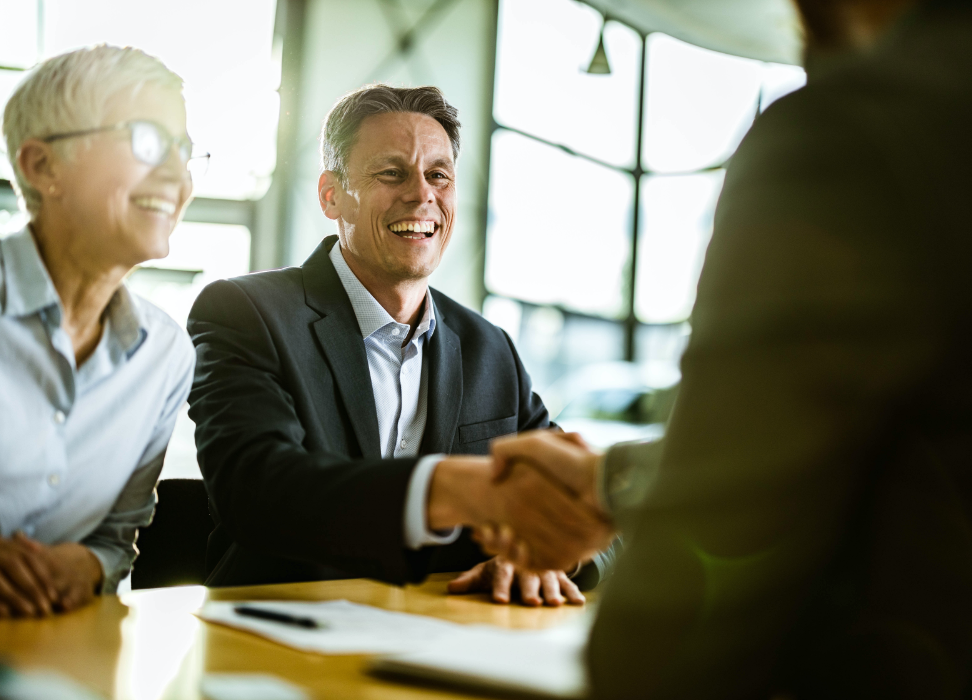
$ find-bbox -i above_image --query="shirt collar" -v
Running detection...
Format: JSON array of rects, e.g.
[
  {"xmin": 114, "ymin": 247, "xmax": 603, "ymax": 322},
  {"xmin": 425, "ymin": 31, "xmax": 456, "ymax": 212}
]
[
  {"xmin": 0, "ymin": 226, "xmax": 61, "ymax": 318},
  {"xmin": 328, "ymin": 242, "xmax": 436, "ymax": 342},
  {"xmin": 105, "ymin": 284, "xmax": 148, "ymax": 359},
  {"xmin": 0, "ymin": 226, "xmax": 147, "ymax": 358}
]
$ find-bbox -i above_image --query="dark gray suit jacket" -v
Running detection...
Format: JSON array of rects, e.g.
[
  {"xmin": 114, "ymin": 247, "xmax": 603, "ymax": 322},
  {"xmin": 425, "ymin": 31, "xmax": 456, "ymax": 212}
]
[
  {"xmin": 588, "ymin": 3, "xmax": 972, "ymax": 698},
  {"xmin": 187, "ymin": 236, "xmax": 552, "ymax": 587}
]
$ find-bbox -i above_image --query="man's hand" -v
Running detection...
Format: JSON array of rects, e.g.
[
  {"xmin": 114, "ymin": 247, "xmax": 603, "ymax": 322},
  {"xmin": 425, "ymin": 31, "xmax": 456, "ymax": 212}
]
[
  {"xmin": 476, "ymin": 461, "xmax": 615, "ymax": 571},
  {"xmin": 0, "ymin": 535, "xmax": 103, "ymax": 618},
  {"xmin": 0, "ymin": 534, "xmax": 58, "ymax": 617},
  {"xmin": 425, "ymin": 450, "xmax": 613, "ymax": 571},
  {"xmin": 447, "ymin": 556, "xmax": 585, "ymax": 606},
  {"xmin": 491, "ymin": 431, "xmax": 603, "ymax": 511}
]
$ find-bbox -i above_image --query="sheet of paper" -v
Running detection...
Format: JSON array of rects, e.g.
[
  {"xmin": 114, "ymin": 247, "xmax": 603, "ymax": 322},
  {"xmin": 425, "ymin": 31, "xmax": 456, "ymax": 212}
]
[
  {"xmin": 371, "ymin": 611, "xmax": 592, "ymax": 699},
  {"xmin": 198, "ymin": 599, "xmax": 592, "ymax": 698},
  {"xmin": 200, "ymin": 673, "xmax": 308, "ymax": 700},
  {"xmin": 197, "ymin": 599, "xmax": 465, "ymax": 654}
]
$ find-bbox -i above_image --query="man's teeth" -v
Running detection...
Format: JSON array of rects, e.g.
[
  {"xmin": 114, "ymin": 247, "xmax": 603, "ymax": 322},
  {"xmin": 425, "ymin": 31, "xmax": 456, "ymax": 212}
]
[
  {"xmin": 134, "ymin": 196, "xmax": 176, "ymax": 215},
  {"xmin": 389, "ymin": 221, "xmax": 435, "ymax": 235}
]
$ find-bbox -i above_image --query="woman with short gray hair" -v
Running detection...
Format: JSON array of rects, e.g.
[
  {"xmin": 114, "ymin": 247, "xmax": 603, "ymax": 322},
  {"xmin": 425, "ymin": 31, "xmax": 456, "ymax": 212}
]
[{"xmin": 0, "ymin": 45, "xmax": 203, "ymax": 616}]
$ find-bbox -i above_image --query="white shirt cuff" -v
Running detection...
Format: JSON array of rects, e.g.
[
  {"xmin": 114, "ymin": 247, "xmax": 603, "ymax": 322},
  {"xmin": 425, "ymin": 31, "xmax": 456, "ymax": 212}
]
[{"xmin": 404, "ymin": 454, "xmax": 462, "ymax": 550}]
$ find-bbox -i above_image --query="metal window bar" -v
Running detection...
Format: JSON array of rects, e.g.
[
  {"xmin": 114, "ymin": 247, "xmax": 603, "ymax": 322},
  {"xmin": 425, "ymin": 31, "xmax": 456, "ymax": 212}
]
[{"xmin": 485, "ymin": 5, "xmax": 756, "ymax": 361}]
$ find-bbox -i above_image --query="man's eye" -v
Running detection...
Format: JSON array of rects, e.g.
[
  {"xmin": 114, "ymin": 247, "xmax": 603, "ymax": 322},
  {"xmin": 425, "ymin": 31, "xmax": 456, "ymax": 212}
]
[{"xmin": 379, "ymin": 170, "xmax": 401, "ymax": 177}]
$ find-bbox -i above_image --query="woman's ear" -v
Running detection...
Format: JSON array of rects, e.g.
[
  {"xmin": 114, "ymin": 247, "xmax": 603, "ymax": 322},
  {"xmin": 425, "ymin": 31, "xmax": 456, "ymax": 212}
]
[{"xmin": 17, "ymin": 139, "xmax": 61, "ymax": 197}]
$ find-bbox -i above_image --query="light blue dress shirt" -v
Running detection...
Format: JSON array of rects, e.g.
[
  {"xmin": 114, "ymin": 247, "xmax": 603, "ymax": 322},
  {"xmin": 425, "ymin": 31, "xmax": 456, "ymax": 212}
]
[
  {"xmin": 328, "ymin": 244, "xmax": 460, "ymax": 549},
  {"xmin": 0, "ymin": 227, "xmax": 195, "ymax": 593}
]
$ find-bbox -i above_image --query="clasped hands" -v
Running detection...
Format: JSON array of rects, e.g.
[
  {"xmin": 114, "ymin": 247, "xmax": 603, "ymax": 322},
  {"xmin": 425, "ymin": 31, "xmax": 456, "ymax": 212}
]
[
  {"xmin": 430, "ymin": 431, "xmax": 615, "ymax": 606},
  {"xmin": 0, "ymin": 533, "xmax": 103, "ymax": 618}
]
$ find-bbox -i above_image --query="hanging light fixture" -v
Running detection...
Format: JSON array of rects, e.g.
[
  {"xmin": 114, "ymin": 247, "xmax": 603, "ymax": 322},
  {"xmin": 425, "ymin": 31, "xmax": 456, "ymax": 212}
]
[{"xmin": 585, "ymin": 16, "xmax": 611, "ymax": 75}]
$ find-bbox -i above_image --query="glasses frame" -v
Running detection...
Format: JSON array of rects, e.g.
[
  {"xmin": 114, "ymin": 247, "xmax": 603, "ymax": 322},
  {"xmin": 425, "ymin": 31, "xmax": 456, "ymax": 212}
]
[{"xmin": 42, "ymin": 120, "xmax": 210, "ymax": 172}]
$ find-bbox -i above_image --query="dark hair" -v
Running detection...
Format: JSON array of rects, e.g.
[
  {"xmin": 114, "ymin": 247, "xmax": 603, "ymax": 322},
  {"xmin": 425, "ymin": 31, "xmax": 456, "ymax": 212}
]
[
  {"xmin": 792, "ymin": 0, "xmax": 923, "ymax": 50},
  {"xmin": 320, "ymin": 84, "xmax": 461, "ymax": 185},
  {"xmin": 793, "ymin": 0, "xmax": 849, "ymax": 48}
]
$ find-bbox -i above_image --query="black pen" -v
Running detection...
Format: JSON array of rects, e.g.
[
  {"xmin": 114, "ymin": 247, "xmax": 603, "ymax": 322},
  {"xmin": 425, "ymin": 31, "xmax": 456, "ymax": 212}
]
[{"xmin": 234, "ymin": 605, "xmax": 324, "ymax": 629}]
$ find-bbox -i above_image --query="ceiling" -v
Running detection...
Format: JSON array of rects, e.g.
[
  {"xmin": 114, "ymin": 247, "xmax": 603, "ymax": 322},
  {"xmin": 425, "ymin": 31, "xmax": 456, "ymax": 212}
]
[{"xmin": 582, "ymin": 0, "xmax": 805, "ymax": 65}]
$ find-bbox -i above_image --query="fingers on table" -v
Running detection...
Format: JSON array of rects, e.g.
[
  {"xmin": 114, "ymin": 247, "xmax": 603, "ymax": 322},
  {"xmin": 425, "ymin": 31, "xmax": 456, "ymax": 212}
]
[
  {"xmin": 0, "ymin": 551, "xmax": 53, "ymax": 616},
  {"xmin": 0, "ymin": 569, "xmax": 38, "ymax": 617},
  {"xmin": 556, "ymin": 571, "xmax": 586, "ymax": 605},
  {"xmin": 517, "ymin": 570, "xmax": 543, "ymax": 606},
  {"xmin": 490, "ymin": 559, "xmax": 515, "ymax": 604},
  {"xmin": 446, "ymin": 562, "xmax": 486, "ymax": 593},
  {"xmin": 14, "ymin": 539, "xmax": 58, "ymax": 602},
  {"xmin": 538, "ymin": 571, "xmax": 566, "ymax": 606}
]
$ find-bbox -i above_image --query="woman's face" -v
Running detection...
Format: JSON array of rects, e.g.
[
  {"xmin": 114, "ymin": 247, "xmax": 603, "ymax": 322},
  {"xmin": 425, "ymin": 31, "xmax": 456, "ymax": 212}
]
[{"xmin": 55, "ymin": 82, "xmax": 193, "ymax": 267}]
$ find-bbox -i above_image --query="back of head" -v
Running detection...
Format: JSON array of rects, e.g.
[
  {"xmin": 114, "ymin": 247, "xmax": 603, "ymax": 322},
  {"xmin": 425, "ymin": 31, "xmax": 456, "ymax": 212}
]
[
  {"xmin": 319, "ymin": 84, "xmax": 461, "ymax": 187},
  {"xmin": 793, "ymin": 0, "xmax": 920, "ymax": 50},
  {"xmin": 2, "ymin": 45, "xmax": 183, "ymax": 217}
]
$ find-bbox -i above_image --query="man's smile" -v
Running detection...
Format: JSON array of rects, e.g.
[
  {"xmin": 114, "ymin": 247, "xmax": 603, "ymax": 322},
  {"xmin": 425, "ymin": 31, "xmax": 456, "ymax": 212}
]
[{"xmin": 387, "ymin": 219, "xmax": 439, "ymax": 240}]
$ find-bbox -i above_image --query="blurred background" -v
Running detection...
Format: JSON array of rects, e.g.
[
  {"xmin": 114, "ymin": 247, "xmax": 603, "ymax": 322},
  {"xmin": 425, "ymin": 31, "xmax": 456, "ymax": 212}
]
[{"xmin": 0, "ymin": 0, "xmax": 806, "ymax": 473}]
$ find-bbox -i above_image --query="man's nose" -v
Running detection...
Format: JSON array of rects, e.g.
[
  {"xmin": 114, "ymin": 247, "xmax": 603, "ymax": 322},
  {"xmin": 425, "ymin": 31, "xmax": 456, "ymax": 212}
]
[{"xmin": 402, "ymin": 170, "xmax": 435, "ymax": 203}]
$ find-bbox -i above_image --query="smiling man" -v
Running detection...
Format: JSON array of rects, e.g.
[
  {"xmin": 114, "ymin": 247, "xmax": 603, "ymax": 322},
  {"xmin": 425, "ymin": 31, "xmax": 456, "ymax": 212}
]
[{"xmin": 186, "ymin": 85, "xmax": 594, "ymax": 604}]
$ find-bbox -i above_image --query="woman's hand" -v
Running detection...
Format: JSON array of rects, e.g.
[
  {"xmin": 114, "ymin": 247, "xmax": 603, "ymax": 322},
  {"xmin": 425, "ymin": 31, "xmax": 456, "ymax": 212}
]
[
  {"xmin": 447, "ymin": 556, "xmax": 585, "ymax": 606},
  {"xmin": 0, "ymin": 535, "xmax": 102, "ymax": 618},
  {"xmin": 0, "ymin": 534, "xmax": 58, "ymax": 617}
]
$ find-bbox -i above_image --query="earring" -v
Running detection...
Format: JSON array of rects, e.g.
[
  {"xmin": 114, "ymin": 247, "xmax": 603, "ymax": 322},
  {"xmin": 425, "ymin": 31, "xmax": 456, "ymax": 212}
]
[{"xmin": 48, "ymin": 185, "xmax": 56, "ymax": 195}]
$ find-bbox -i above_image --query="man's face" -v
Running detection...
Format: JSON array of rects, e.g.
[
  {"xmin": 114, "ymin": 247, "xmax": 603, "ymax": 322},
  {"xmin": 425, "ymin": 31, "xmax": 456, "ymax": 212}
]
[{"xmin": 322, "ymin": 111, "xmax": 457, "ymax": 284}]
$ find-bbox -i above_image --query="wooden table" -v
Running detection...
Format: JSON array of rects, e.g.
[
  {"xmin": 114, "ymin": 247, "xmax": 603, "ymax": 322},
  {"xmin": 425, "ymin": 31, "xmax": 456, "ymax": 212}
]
[{"xmin": 0, "ymin": 574, "xmax": 591, "ymax": 699}]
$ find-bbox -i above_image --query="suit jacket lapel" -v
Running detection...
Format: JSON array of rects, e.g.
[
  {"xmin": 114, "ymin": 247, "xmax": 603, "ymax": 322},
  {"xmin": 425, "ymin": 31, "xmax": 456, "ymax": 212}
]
[
  {"xmin": 303, "ymin": 237, "xmax": 381, "ymax": 459},
  {"xmin": 421, "ymin": 295, "xmax": 463, "ymax": 455}
]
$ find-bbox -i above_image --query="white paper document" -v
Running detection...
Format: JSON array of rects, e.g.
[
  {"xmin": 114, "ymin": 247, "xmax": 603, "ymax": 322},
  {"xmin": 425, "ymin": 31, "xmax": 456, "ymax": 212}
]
[
  {"xmin": 199, "ymin": 673, "xmax": 309, "ymax": 700},
  {"xmin": 197, "ymin": 599, "xmax": 590, "ymax": 698},
  {"xmin": 371, "ymin": 615, "xmax": 591, "ymax": 698},
  {"xmin": 198, "ymin": 599, "xmax": 462, "ymax": 654}
]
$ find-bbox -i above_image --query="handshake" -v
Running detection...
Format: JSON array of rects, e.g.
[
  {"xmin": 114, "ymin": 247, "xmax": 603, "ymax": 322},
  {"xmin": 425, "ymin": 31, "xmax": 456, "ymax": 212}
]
[{"xmin": 428, "ymin": 430, "xmax": 617, "ymax": 575}]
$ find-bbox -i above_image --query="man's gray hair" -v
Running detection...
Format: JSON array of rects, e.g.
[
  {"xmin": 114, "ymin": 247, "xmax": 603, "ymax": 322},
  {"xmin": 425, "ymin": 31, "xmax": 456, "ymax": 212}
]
[
  {"xmin": 2, "ymin": 45, "xmax": 183, "ymax": 217},
  {"xmin": 320, "ymin": 84, "xmax": 461, "ymax": 185}
]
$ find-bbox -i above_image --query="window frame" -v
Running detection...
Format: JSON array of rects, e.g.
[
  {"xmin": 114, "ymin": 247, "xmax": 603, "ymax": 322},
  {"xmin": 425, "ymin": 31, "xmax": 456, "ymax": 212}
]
[{"xmin": 485, "ymin": 0, "xmax": 765, "ymax": 361}]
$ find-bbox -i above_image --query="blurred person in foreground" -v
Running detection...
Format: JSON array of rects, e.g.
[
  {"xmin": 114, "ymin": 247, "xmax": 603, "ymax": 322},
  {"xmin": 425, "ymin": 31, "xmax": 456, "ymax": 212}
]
[
  {"xmin": 0, "ymin": 46, "xmax": 199, "ymax": 617},
  {"xmin": 478, "ymin": 0, "xmax": 972, "ymax": 697},
  {"xmin": 187, "ymin": 84, "xmax": 610, "ymax": 604}
]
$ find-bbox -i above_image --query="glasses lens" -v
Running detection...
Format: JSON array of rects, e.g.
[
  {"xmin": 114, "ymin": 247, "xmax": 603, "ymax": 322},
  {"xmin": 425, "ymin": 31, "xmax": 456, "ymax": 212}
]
[
  {"xmin": 130, "ymin": 122, "xmax": 166, "ymax": 166},
  {"xmin": 177, "ymin": 137, "xmax": 193, "ymax": 164}
]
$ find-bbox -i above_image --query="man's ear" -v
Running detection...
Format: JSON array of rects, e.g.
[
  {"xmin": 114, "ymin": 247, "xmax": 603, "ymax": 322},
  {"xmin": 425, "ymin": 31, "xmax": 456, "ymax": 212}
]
[
  {"xmin": 318, "ymin": 171, "xmax": 344, "ymax": 221},
  {"xmin": 17, "ymin": 139, "xmax": 61, "ymax": 197}
]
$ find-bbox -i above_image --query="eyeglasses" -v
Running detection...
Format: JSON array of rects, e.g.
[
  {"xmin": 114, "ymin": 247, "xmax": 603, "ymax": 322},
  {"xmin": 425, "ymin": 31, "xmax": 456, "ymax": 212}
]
[{"xmin": 42, "ymin": 120, "xmax": 210, "ymax": 180}]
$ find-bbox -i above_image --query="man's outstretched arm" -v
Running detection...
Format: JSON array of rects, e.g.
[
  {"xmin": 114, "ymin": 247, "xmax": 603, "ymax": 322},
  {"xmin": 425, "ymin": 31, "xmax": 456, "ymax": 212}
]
[{"xmin": 190, "ymin": 279, "xmax": 471, "ymax": 584}]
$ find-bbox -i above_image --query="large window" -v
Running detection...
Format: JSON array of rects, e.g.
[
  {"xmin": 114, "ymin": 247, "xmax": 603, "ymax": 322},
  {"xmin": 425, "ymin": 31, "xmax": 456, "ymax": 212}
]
[{"xmin": 484, "ymin": 0, "xmax": 805, "ymax": 413}]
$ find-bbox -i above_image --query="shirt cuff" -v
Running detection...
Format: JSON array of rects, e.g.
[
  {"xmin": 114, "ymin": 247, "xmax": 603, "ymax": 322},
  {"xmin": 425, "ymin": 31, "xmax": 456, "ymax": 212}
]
[
  {"xmin": 403, "ymin": 454, "xmax": 462, "ymax": 550},
  {"xmin": 85, "ymin": 543, "xmax": 124, "ymax": 595}
]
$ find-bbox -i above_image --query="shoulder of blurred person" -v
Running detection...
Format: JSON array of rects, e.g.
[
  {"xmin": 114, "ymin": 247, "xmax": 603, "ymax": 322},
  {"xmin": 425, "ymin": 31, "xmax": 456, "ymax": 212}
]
[{"xmin": 588, "ymin": 4, "xmax": 972, "ymax": 699}]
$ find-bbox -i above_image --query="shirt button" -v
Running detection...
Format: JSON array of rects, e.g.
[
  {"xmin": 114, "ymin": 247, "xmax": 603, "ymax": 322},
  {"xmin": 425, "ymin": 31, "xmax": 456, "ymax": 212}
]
[
  {"xmin": 391, "ymin": 327, "xmax": 400, "ymax": 336},
  {"xmin": 400, "ymin": 439, "xmax": 407, "ymax": 449},
  {"xmin": 48, "ymin": 474, "xmax": 61, "ymax": 487},
  {"xmin": 53, "ymin": 410, "xmax": 66, "ymax": 424}
]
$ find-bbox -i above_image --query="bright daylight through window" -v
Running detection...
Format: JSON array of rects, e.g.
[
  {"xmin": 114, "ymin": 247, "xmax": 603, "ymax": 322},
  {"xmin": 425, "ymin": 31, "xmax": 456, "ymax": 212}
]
[{"xmin": 484, "ymin": 0, "xmax": 805, "ymax": 427}]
